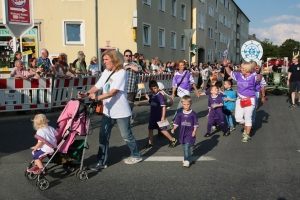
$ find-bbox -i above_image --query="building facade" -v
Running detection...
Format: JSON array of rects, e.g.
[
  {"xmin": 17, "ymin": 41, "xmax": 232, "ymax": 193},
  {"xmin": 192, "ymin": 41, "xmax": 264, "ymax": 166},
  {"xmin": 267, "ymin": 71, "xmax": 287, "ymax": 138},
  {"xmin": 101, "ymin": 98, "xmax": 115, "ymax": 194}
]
[{"xmin": 0, "ymin": 0, "xmax": 249, "ymax": 74}]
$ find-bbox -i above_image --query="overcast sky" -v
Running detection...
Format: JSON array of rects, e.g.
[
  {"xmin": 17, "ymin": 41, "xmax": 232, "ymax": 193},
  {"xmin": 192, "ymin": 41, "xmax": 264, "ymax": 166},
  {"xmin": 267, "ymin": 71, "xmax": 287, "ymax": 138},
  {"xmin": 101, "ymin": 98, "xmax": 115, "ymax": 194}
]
[{"xmin": 234, "ymin": 0, "xmax": 300, "ymax": 45}]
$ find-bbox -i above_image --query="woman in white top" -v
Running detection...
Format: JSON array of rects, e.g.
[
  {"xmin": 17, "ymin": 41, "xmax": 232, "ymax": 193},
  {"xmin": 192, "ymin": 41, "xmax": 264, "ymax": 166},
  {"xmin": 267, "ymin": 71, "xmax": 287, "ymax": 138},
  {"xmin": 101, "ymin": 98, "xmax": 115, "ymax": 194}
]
[
  {"xmin": 78, "ymin": 50, "xmax": 142, "ymax": 170},
  {"xmin": 50, "ymin": 58, "xmax": 71, "ymax": 78},
  {"xmin": 88, "ymin": 56, "xmax": 100, "ymax": 76}
]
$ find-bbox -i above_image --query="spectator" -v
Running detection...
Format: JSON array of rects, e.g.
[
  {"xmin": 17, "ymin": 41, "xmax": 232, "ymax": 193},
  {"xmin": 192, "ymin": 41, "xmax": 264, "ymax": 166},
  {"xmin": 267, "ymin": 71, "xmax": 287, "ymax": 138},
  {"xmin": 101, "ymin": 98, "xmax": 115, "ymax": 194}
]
[
  {"xmin": 272, "ymin": 60, "xmax": 282, "ymax": 73},
  {"xmin": 151, "ymin": 58, "xmax": 159, "ymax": 73},
  {"xmin": 287, "ymin": 55, "xmax": 300, "ymax": 108},
  {"xmin": 28, "ymin": 58, "xmax": 45, "ymax": 79},
  {"xmin": 13, "ymin": 51, "xmax": 22, "ymax": 65},
  {"xmin": 50, "ymin": 58, "xmax": 71, "ymax": 78},
  {"xmin": 79, "ymin": 50, "xmax": 142, "ymax": 170},
  {"xmin": 10, "ymin": 60, "xmax": 32, "ymax": 79},
  {"xmin": 72, "ymin": 51, "xmax": 87, "ymax": 70},
  {"xmin": 37, "ymin": 48, "xmax": 51, "ymax": 73},
  {"xmin": 75, "ymin": 54, "xmax": 87, "ymax": 75},
  {"xmin": 88, "ymin": 56, "xmax": 100, "ymax": 76},
  {"xmin": 58, "ymin": 54, "xmax": 69, "ymax": 74}
]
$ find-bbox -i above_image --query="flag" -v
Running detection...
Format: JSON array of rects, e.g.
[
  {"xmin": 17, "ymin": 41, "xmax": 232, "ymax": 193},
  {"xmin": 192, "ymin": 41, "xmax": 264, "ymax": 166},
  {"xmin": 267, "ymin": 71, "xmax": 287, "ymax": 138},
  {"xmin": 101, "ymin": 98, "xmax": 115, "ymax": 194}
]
[{"xmin": 222, "ymin": 43, "xmax": 230, "ymax": 65}]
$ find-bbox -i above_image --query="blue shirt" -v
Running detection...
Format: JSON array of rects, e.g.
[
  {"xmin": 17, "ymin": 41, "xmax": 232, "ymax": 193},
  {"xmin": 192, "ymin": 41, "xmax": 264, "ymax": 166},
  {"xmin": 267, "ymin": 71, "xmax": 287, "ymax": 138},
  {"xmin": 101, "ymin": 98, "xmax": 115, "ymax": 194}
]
[
  {"xmin": 37, "ymin": 56, "xmax": 51, "ymax": 72},
  {"xmin": 222, "ymin": 89, "xmax": 236, "ymax": 111}
]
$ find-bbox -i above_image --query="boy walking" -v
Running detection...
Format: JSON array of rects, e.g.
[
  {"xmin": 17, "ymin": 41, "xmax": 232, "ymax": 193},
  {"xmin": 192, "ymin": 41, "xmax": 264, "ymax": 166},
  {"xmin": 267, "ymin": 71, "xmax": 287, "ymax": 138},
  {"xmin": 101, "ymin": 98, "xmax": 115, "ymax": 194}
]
[
  {"xmin": 171, "ymin": 95, "xmax": 198, "ymax": 168},
  {"xmin": 140, "ymin": 80, "xmax": 177, "ymax": 149}
]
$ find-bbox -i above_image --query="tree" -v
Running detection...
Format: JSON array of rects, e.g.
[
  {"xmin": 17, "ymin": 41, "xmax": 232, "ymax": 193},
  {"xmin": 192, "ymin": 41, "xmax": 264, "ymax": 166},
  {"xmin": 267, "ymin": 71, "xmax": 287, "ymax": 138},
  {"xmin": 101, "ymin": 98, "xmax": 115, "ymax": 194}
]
[
  {"xmin": 279, "ymin": 39, "xmax": 300, "ymax": 61},
  {"xmin": 260, "ymin": 38, "xmax": 279, "ymax": 61}
]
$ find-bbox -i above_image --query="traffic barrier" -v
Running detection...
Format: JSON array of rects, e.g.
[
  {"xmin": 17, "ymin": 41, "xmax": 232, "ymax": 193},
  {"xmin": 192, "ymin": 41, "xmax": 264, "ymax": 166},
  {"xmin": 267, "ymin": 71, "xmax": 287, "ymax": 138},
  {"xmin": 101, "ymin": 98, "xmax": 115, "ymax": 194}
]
[{"xmin": 0, "ymin": 73, "xmax": 198, "ymax": 112}]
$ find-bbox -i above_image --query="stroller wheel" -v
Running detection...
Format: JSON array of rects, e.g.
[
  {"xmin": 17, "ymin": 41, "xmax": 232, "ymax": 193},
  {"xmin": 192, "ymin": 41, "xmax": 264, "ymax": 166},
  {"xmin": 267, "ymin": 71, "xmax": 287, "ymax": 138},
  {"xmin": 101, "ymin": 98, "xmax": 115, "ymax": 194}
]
[
  {"xmin": 76, "ymin": 170, "xmax": 88, "ymax": 180},
  {"xmin": 37, "ymin": 178, "xmax": 50, "ymax": 191},
  {"xmin": 24, "ymin": 171, "xmax": 38, "ymax": 181}
]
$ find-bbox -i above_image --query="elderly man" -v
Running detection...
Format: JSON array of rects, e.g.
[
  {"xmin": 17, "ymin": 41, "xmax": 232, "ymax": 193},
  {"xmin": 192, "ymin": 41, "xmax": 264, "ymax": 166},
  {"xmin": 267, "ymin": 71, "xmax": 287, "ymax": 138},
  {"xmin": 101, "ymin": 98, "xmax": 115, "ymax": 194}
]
[
  {"xmin": 287, "ymin": 55, "xmax": 300, "ymax": 108},
  {"xmin": 37, "ymin": 48, "xmax": 51, "ymax": 73},
  {"xmin": 123, "ymin": 49, "xmax": 142, "ymax": 124}
]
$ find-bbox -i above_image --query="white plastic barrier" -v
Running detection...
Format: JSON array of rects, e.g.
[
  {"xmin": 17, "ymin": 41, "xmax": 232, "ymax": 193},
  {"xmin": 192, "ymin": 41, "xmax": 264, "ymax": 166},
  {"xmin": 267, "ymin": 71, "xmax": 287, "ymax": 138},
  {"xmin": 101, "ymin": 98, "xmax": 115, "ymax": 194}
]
[{"xmin": 0, "ymin": 77, "xmax": 52, "ymax": 112}]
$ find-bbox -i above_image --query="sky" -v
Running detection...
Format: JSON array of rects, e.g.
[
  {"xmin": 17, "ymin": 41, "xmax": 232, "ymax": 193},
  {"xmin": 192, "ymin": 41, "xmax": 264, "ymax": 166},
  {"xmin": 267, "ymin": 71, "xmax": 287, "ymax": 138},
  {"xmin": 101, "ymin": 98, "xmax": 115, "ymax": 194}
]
[{"xmin": 234, "ymin": 0, "xmax": 300, "ymax": 46}]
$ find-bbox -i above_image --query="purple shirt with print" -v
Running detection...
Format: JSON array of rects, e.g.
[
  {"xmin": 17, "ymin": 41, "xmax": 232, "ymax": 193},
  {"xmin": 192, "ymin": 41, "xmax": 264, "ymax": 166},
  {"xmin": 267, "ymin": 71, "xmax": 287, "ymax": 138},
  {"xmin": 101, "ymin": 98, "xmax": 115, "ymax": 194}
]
[
  {"xmin": 231, "ymin": 71, "xmax": 257, "ymax": 97},
  {"xmin": 149, "ymin": 92, "xmax": 166, "ymax": 122},
  {"xmin": 208, "ymin": 94, "xmax": 224, "ymax": 120},
  {"xmin": 173, "ymin": 110, "xmax": 199, "ymax": 145},
  {"xmin": 172, "ymin": 71, "xmax": 195, "ymax": 97}
]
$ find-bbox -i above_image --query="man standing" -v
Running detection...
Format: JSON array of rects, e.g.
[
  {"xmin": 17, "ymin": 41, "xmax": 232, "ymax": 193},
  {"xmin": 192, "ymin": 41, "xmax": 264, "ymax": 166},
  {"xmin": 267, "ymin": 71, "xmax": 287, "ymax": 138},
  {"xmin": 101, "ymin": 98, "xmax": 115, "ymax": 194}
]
[
  {"xmin": 287, "ymin": 55, "xmax": 300, "ymax": 108},
  {"xmin": 123, "ymin": 49, "xmax": 142, "ymax": 123},
  {"xmin": 37, "ymin": 48, "xmax": 51, "ymax": 73},
  {"xmin": 220, "ymin": 60, "xmax": 233, "ymax": 84},
  {"xmin": 272, "ymin": 60, "xmax": 282, "ymax": 73}
]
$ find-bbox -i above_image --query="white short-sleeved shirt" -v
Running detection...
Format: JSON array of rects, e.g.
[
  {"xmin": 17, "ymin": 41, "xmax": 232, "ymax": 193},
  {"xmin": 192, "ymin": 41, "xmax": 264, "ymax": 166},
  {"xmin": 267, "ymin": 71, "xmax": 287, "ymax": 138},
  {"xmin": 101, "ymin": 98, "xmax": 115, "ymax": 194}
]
[
  {"xmin": 95, "ymin": 69, "xmax": 131, "ymax": 118},
  {"xmin": 37, "ymin": 126, "xmax": 58, "ymax": 153}
]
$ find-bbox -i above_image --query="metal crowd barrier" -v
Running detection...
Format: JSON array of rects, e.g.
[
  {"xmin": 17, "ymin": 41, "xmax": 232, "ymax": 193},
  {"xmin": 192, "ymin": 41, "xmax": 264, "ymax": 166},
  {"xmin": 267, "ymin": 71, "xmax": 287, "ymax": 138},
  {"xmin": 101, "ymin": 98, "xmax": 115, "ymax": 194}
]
[{"xmin": 0, "ymin": 72, "xmax": 198, "ymax": 113}]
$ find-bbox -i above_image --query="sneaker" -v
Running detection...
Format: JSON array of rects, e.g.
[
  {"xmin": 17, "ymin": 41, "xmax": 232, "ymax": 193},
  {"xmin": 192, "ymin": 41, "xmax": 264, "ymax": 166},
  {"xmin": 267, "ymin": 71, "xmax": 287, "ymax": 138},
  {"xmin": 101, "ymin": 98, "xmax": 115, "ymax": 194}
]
[
  {"xmin": 27, "ymin": 165, "xmax": 39, "ymax": 172},
  {"xmin": 168, "ymin": 138, "xmax": 177, "ymax": 147},
  {"xmin": 124, "ymin": 157, "xmax": 142, "ymax": 164},
  {"xmin": 242, "ymin": 129, "xmax": 246, "ymax": 138},
  {"xmin": 242, "ymin": 135, "xmax": 251, "ymax": 143},
  {"xmin": 211, "ymin": 126, "xmax": 216, "ymax": 131},
  {"xmin": 204, "ymin": 133, "xmax": 211, "ymax": 137},
  {"xmin": 223, "ymin": 130, "xmax": 230, "ymax": 136},
  {"xmin": 183, "ymin": 160, "xmax": 190, "ymax": 168},
  {"xmin": 89, "ymin": 163, "xmax": 107, "ymax": 171},
  {"xmin": 143, "ymin": 143, "xmax": 153, "ymax": 150},
  {"xmin": 230, "ymin": 127, "xmax": 236, "ymax": 132}
]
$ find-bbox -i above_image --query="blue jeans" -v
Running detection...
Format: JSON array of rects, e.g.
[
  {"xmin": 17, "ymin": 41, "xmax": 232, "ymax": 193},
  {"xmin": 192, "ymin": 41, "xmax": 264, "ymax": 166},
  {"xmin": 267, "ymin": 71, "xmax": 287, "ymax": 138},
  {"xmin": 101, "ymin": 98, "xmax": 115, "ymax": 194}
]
[
  {"xmin": 182, "ymin": 143, "xmax": 191, "ymax": 162},
  {"xmin": 223, "ymin": 114, "xmax": 234, "ymax": 127},
  {"xmin": 97, "ymin": 114, "xmax": 141, "ymax": 165},
  {"xmin": 172, "ymin": 99, "xmax": 183, "ymax": 121}
]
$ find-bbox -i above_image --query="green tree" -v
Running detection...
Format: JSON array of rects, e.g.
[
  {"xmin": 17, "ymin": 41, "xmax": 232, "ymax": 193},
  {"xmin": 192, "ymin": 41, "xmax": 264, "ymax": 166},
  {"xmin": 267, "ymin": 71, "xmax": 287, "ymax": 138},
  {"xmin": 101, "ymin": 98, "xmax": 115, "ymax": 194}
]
[
  {"xmin": 279, "ymin": 39, "xmax": 300, "ymax": 61},
  {"xmin": 261, "ymin": 38, "xmax": 279, "ymax": 61}
]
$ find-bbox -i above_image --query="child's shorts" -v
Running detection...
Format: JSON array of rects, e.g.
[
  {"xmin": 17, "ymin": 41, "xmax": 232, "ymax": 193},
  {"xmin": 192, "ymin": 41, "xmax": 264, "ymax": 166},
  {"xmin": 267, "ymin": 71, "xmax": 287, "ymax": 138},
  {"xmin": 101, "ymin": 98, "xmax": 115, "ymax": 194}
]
[
  {"xmin": 148, "ymin": 121, "xmax": 167, "ymax": 131},
  {"xmin": 33, "ymin": 149, "xmax": 48, "ymax": 160}
]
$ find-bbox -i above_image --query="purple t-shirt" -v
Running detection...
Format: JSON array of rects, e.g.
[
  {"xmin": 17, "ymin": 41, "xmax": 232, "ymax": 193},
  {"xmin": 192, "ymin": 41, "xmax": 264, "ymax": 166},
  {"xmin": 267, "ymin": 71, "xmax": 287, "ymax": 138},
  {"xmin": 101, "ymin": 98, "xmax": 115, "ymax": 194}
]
[
  {"xmin": 208, "ymin": 94, "xmax": 224, "ymax": 120},
  {"xmin": 172, "ymin": 71, "xmax": 195, "ymax": 97},
  {"xmin": 173, "ymin": 110, "xmax": 199, "ymax": 145},
  {"xmin": 231, "ymin": 71, "xmax": 257, "ymax": 97},
  {"xmin": 149, "ymin": 92, "xmax": 166, "ymax": 122}
]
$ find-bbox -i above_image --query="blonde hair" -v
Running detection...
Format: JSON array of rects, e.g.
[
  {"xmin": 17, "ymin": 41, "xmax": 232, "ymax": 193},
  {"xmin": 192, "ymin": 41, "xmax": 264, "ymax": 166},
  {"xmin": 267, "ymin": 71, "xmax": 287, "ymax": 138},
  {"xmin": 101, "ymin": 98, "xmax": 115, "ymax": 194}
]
[
  {"xmin": 32, "ymin": 114, "xmax": 49, "ymax": 130},
  {"xmin": 144, "ymin": 59, "xmax": 150, "ymax": 67},
  {"xmin": 181, "ymin": 95, "xmax": 192, "ymax": 103},
  {"xmin": 241, "ymin": 62, "xmax": 253, "ymax": 73},
  {"xmin": 101, "ymin": 50, "xmax": 123, "ymax": 71}
]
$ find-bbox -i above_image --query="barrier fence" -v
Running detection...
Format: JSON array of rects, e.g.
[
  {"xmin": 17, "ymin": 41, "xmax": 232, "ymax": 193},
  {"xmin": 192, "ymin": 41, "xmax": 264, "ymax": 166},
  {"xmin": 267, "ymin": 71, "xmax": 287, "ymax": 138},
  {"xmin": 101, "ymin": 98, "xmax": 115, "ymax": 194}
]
[{"xmin": 0, "ymin": 72, "xmax": 199, "ymax": 113}]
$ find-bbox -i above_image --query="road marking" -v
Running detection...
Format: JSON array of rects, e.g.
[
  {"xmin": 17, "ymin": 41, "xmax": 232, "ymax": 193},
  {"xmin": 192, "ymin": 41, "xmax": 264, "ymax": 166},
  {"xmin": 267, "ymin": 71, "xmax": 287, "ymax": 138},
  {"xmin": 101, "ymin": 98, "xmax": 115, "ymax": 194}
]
[
  {"xmin": 298, "ymin": 150, "xmax": 300, "ymax": 152},
  {"xmin": 141, "ymin": 156, "xmax": 216, "ymax": 162}
]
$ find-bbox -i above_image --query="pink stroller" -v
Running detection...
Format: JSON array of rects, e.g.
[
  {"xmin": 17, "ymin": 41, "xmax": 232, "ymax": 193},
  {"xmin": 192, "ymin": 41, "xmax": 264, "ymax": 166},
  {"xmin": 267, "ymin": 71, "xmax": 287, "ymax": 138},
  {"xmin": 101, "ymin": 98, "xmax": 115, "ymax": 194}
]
[{"xmin": 24, "ymin": 99, "xmax": 94, "ymax": 190}]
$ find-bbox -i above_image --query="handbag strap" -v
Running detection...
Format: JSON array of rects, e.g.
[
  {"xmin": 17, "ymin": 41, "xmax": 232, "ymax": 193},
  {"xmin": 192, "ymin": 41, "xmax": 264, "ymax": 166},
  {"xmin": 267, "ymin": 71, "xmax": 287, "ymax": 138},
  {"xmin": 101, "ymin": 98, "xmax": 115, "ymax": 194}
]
[
  {"xmin": 177, "ymin": 71, "xmax": 188, "ymax": 87},
  {"xmin": 105, "ymin": 71, "xmax": 115, "ymax": 84}
]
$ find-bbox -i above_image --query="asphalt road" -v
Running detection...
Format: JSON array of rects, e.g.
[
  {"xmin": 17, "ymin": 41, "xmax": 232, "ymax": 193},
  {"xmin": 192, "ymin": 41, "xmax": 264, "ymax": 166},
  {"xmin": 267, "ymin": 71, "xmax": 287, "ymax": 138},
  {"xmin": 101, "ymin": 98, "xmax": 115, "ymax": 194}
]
[{"xmin": 0, "ymin": 91, "xmax": 300, "ymax": 200}]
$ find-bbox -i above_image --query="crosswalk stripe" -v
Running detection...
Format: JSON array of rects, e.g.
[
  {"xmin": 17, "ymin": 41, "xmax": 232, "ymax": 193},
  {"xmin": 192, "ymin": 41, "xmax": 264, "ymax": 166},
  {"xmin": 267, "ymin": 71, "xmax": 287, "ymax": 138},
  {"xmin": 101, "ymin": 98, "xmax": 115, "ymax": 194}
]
[{"xmin": 141, "ymin": 156, "xmax": 216, "ymax": 162}]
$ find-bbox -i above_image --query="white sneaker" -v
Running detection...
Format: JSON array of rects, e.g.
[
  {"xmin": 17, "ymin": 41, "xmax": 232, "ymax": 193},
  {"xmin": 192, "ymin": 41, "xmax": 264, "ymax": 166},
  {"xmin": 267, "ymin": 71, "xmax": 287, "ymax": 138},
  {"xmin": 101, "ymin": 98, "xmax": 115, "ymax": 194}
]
[
  {"xmin": 230, "ymin": 127, "xmax": 236, "ymax": 132},
  {"xmin": 242, "ymin": 135, "xmax": 251, "ymax": 143},
  {"xmin": 124, "ymin": 157, "xmax": 142, "ymax": 164},
  {"xmin": 211, "ymin": 126, "xmax": 216, "ymax": 131},
  {"xmin": 183, "ymin": 160, "xmax": 190, "ymax": 168},
  {"xmin": 242, "ymin": 129, "xmax": 246, "ymax": 138}
]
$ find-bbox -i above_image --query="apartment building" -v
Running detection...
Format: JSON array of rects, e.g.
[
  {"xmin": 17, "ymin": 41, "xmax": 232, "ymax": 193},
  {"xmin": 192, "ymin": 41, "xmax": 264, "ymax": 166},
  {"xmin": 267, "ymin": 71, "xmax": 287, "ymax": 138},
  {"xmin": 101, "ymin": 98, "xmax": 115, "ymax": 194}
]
[{"xmin": 0, "ymin": 0, "xmax": 249, "ymax": 74}]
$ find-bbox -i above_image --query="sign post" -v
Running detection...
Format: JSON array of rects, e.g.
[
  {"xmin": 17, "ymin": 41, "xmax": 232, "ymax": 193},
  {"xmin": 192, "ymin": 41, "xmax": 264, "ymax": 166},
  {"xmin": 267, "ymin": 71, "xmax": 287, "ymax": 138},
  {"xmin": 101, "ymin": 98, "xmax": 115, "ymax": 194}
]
[
  {"xmin": 2, "ymin": 0, "xmax": 34, "ymax": 53},
  {"xmin": 184, "ymin": 29, "xmax": 196, "ymax": 67}
]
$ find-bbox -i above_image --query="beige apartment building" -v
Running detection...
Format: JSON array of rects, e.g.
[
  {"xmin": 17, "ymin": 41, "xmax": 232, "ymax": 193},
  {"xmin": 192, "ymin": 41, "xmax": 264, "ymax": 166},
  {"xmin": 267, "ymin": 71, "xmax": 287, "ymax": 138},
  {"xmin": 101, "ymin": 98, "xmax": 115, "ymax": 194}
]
[{"xmin": 0, "ymin": 0, "xmax": 249, "ymax": 75}]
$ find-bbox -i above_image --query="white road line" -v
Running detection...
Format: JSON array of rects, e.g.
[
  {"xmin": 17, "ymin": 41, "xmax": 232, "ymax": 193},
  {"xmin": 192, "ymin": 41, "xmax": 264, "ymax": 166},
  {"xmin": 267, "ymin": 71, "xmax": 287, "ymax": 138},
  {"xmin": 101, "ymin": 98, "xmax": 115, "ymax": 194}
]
[
  {"xmin": 141, "ymin": 156, "xmax": 216, "ymax": 162},
  {"xmin": 298, "ymin": 150, "xmax": 300, "ymax": 152}
]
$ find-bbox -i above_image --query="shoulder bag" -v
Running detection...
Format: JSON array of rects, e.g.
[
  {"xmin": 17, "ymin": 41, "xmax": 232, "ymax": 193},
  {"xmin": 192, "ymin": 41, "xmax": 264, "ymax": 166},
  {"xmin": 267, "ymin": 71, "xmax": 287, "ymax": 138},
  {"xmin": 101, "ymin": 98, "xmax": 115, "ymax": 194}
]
[
  {"xmin": 95, "ymin": 71, "xmax": 115, "ymax": 115},
  {"xmin": 175, "ymin": 71, "xmax": 188, "ymax": 97}
]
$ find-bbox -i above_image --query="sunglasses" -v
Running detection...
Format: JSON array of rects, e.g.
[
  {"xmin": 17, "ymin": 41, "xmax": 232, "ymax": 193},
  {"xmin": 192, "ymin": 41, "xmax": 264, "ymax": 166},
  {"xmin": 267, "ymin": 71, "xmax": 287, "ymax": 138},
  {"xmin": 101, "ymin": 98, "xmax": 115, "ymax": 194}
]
[{"xmin": 124, "ymin": 55, "xmax": 132, "ymax": 57}]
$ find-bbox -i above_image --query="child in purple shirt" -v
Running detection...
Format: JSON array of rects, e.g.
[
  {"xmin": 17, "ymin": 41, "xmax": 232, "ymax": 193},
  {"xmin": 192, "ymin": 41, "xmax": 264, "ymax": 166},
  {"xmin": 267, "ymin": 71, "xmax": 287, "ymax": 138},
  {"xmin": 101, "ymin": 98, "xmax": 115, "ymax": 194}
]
[
  {"xmin": 139, "ymin": 80, "xmax": 177, "ymax": 149},
  {"xmin": 171, "ymin": 95, "xmax": 199, "ymax": 168},
  {"xmin": 204, "ymin": 86, "xmax": 230, "ymax": 137}
]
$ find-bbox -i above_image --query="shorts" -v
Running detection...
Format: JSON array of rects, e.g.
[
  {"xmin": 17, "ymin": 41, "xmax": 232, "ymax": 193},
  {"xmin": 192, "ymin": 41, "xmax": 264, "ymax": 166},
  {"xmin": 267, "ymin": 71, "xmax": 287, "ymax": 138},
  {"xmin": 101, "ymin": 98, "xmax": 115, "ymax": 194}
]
[
  {"xmin": 33, "ymin": 149, "xmax": 48, "ymax": 160},
  {"xmin": 148, "ymin": 120, "xmax": 167, "ymax": 131},
  {"xmin": 289, "ymin": 81, "xmax": 300, "ymax": 92}
]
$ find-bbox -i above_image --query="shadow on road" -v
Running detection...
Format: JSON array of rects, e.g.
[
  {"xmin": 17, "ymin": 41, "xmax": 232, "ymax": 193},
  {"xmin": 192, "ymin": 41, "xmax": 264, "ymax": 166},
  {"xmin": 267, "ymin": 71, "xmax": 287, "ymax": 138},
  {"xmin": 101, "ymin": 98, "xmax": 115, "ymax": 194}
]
[{"xmin": 251, "ymin": 110, "xmax": 269, "ymax": 138}]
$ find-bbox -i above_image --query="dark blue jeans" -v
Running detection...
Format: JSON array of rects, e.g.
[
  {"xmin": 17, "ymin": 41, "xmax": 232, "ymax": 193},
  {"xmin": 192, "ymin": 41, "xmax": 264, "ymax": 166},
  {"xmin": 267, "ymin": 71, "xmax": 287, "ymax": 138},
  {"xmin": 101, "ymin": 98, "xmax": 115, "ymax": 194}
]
[{"xmin": 182, "ymin": 143, "xmax": 191, "ymax": 162}]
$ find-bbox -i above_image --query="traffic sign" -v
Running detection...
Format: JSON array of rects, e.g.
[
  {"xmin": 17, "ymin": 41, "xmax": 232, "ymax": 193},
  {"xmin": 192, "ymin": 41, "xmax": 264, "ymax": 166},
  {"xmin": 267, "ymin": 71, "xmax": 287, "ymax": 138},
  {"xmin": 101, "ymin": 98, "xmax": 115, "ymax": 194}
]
[
  {"xmin": 2, "ymin": 0, "xmax": 34, "ymax": 37},
  {"xmin": 184, "ymin": 29, "xmax": 195, "ymax": 40}
]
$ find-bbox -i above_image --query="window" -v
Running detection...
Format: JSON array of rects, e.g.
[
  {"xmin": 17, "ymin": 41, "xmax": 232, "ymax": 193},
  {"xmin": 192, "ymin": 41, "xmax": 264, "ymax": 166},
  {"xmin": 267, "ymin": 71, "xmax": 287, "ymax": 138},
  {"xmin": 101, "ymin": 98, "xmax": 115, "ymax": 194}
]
[
  {"xmin": 63, "ymin": 20, "xmax": 85, "ymax": 45},
  {"xmin": 143, "ymin": 0, "xmax": 151, "ymax": 6},
  {"xmin": 171, "ymin": 0, "xmax": 177, "ymax": 17},
  {"xmin": 219, "ymin": 13, "xmax": 223, "ymax": 23},
  {"xmin": 158, "ymin": 28, "xmax": 165, "ymax": 47},
  {"xmin": 171, "ymin": 31, "xmax": 176, "ymax": 49},
  {"xmin": 208, "ymin": 27, "xmax": 213, "ymax": 39},
  {"xmin": 219, "ymin": 0, "xmax": 224, "ymax": 4},
  {"xmin": 208, "ymin": 4, "xmax": 214, "ymax": 17},
  {"xmin": 198, "ymin": 11, "xmax": 205, "ymax": 29},
  {"xmin": 229, "ymin": 3, "xmax": 232, "ymax": 12},
  {"xmin": 158, "ymin": 0, "xmax": 165, "ymax": 11},
  {"xmin": 181, "ymin": 4, "xmax": 186, "ymax": 20},
  {"xmin": 208, "ymin": 49, "xmax": 213, "ymax": 61},
  {"xmin": 234, "ymin": 9, "xmax": 237, "ymax": 17},
  {"xmin": 215, "ymin": 20, "xmax": 218, "ymax": 29},
  {"xmin": 143, "ymin": 23, "xmax": 151, "ymax": 46},
  {"xmin": 224, "ymin": 0, "xmax": 228, "ymax": 8},
  {"xmin": 181, "ymin": 35, "xmax": 186, "ymax": 50}
]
